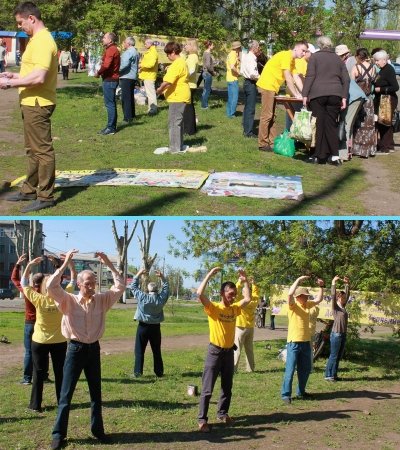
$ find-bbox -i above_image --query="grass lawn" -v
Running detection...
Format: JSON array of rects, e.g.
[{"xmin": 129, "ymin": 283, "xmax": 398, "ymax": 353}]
[
  {"xmin": 2, "ymin": 72, "xmax": 369, "ymax": 216},
  {"xmin": 1, "ymin": 306, "xmax": 400, "ymax": 449}
]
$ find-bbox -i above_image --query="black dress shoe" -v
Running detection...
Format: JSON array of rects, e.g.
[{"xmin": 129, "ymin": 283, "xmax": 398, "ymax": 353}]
[
  {"xmin": 244, "ymin": 132, "xmax": 257, "ymax": 138},
  {"xmin": 21, "ymin": 199, "xmax": 55, "ymax": 213},
  {"xmin": 6, "ymin": 191, "xmax": 36, "ymax": 202},
  {"xmin": 259, "ymin": 145, "xmax": 273, "ymax": 152},
  {"xmin": 50, "ymin": 438, "xmax": 64, "ymax": 450}
]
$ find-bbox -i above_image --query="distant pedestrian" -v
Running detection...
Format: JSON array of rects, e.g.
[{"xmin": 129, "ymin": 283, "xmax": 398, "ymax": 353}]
[
  {"xmin": 59, "ymin": 47, "xmax": 72, "ymax": 80},
  {"xmin": 130, "ymin": 268, "xmax": 169, "ymax": 377}
]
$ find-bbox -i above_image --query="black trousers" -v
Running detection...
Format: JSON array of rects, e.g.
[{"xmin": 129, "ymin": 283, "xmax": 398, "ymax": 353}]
[
  {"xmin": 61, "ymin": 65, "xmax": 69, "ymax": 80},
  {"xmin": 183, "ymin": 88, "xmax": 197, "ymax": 135},
  {"xmin": 30, "ymin": 341, "xmax": 67, "ymax": 410},
  {"xmin": 310, "ymin": 95, "xmax": 342, "ymax": 161},
  {"xmin": 134, "ymin": 322, "xmax": 163, "ymax": 377},
  {"xmin": 120, "ymin": 78, "xmax": 136, "ymax": 121}
]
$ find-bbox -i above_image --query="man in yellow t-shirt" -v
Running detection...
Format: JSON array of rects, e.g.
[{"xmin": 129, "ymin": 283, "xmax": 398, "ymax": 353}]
[
  {"xmin": 197, "ymin": 267, "xmax": 251, "ymax": 433},
  {"xmin": 226, "ymin": 41, "xmax": 241, "ymax": 117},
  {"xmin": 281, "ymin": 275, "xmax": 325, "ymax": 404},
  {"xmin": 256, "ymin": 41, "xmax": 308, "ymax": 151},
  {"xmin": 139, "ymin": 38, "xmax": 159, "ymax": 115},
  {"xmin": 156, "ymin": 42, "xmax": 190, "ymax": 154},
  {"xmin": 0, "ymin": 2, "xmax": 58, "ymax": 213},
  {"xmin": 233, "ymin": 276, "xmax": 259, "ymax": 372}
]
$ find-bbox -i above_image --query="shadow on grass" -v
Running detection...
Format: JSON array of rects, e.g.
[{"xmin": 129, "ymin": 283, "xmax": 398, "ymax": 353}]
[
  {"xmin": 196, "ymin": 124, "xmax": 214, "ymax": 131},
  {"xmin": 70, "ymin": 399, "xmax": 194, "ymax": 411},
  {"xmin": 274, "ymin": 167, "xmax": 363, "ymax": 215},
  {"xmin": 347, "ymin": 338, "xmax": 400, "ymax": 372},
  {"xmin": 181, "ymin": 371, "xmax": 203, "ymax": 377},
  {"xmin": 119, "ymin": 191, "xmax": 191, "ymax": 216},
  {"xmin": 0, "ymin": 415, "xmax": 45, "ymax": 425},
  {"xmin": 102, "ymin": 377, "xmax": 157, "ymax": 385},
  {"xmin": 69, "ymin": 422, "xmax": 275, "ymax": 446},
  {"xmin": 309, "ymin": 389, "xmax": 400, "ymax": 401},
  {"xmin": 185, "ymin": 136, "xmax": 207, "ymax": 146}
]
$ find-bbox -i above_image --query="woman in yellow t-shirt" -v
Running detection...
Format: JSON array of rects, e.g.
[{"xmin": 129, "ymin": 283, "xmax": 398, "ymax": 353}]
[
  {"xmin": 21, "ymin": 256, "xmax": 75, "ymax": 412},
  {"xmin": 156, "ymin": 42, "xmax": 190, "ymax": 154},
  {"xmin": 183, "ymin": 39, "xmax": 199, "ymax": 135}
]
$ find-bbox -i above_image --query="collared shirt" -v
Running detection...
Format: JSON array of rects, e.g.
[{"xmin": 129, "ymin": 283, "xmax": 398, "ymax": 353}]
[
  {"xmin": 130, "ymin": 276, "xmax": 169, "ymax": 323},
  {"xmin": 119, "ymin": 46, "xmax": 139, "ymax": 80},
  {"xmin": 240, "ymin": 51, "xmax": 259, "ymax": 80},
  {"xmin": 139, "ymin": 45, "xmax": 158, "ymax": 81},
  {"xmin": 19, "ymin": 27, "xmax": 58, "ymax": 106},
  {"xmin": 46, "ymin": 268, "xmax": 125, "ymax": 344},
  {"xmin": 98, "ymin": 43, "xmax": 120, "ymax": 81}
]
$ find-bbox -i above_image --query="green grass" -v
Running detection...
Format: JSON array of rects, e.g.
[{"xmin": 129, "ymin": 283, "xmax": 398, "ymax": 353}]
[
  {"xmin": 2, "ymin": 72, "xmax": 370, "ymax": 216},
  {"xmin": 1, "ymin": 336, "xmax": 400, "ymax": 449}
]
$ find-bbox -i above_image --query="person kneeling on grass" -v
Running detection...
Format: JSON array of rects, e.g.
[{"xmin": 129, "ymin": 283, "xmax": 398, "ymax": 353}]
[
  {"xmin": 281, "ymin": 275, "xmax": 325, "ymax": 404},
  {"xmin": 197, "ymin": 267, "xmax": 251, "ymax": 433},
  {"xmin": 325, "ymin": 275, "xmax": 350, "ymax": 382}
]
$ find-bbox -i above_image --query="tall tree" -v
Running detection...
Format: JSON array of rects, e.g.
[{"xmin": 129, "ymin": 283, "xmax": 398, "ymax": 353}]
[{"xmin": 137, "ymin": 220, "xmax": 157, "ymax": 290}]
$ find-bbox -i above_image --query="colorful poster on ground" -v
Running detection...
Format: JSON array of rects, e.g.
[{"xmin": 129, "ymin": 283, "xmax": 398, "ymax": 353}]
[
  {"xmin": 201, "ymin": 172, "xmax": 304, "ymax": 200},
  {"xmin": 270, "ymin": 285, "xmax": 400, "ymax": 326},
  {"xmin": 11, "ymin": 168, "xmax": 209, "ymax": 190}
]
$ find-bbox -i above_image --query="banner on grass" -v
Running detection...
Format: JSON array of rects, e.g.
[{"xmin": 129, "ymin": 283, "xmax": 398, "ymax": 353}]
[
  {"xmin": 201, "ymin": 172, "xmax": 304, "ymax": 200},
  {"xmin": 12, "ymin": 168, "xmax": 209, "ymax": 190}
]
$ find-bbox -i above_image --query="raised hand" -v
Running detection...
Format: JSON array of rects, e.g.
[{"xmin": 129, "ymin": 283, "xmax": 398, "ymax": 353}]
[{"xmin": 16, "ymin": 253, "xmax": 27, "ymax": 265}]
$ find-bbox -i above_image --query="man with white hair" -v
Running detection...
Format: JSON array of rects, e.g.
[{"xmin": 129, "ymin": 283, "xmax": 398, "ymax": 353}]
[
  {"xmin": 139, "ymin": 38, "xmax": 159, "ymax": 115},
  {"xmin": 130, "ymin": 268, "xmax": 169, "ymax": 377},
  {"xmin": 119, "ymin": 36, "xmax": 139, "ymax": 124},
  {"xmin": 46, "ymin": 249, "xmax": 125, "ymax": 450},
  {"xmin": 281, "ymin": 275, "xmax": 325, "ymax": 405},
  {"xmin": 240, "ymin": 40, "xmax": 261, "ymax": 137}
]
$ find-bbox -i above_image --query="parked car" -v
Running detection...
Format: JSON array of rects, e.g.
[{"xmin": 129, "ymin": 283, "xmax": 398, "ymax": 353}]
[
  {"xmin": 0, "ymin": 288, "xmax": 14, "ymax": 300},
  {"xmin": 392, "ymin": 62, "xmax": 400, "ymax": 76}
]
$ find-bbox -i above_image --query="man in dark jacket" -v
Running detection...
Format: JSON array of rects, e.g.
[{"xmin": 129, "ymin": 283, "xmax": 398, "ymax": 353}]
[{"xmin": 95, "ymin": 32, "xmax": 120, "ymax": 135}]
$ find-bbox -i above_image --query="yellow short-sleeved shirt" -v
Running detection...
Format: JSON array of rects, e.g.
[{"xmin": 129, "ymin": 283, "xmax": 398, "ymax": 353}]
[
  {"xmin": 226, "ymin": 50, "xmax": 240, "ymax": 82},
  {"xmin": 293, "ymin": 57, "xmax": 308, "ymax": 77},
  {"xmin": 204, "ymin": 301, "xmax": 242, "ymax": 348},
  {"xmin": 186, "ymin": 53, "xmax": 199, "ymax": 89},
  {"xmin": 235, "ymin": 283, "xmax": 259, "ymax": 328},
  {"xmin": 23, "ymin": 286, "xmax": 65, "ymax": 344},
  {"xmin": 257, "ymin": 50, "xmax": 295, "ymax": 93},
  {"xmin": 163, "ymin": 57, "xmax": 190, "ymax": 103},
  {"xmin": 287, "ymin": 300, "xmax": 315, "ymax": 342},
  {"xmin": 19, "ymin": 28, "xmax": 58, "ymax": 106}
]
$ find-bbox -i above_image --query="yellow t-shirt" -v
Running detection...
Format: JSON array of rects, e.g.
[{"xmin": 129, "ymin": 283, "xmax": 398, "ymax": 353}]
[
  {"xmin": 139, "ymin": 45, "xmax": 158, "ymax": 81},
  {"xmin": 257, "ymin": 50, "xmax": 295, "ymax": 93},
  {"xmin": 235, "ymin": 282, "xmax": 260, "ymax": 328},
  {"xmin": 286, "ymin": 300, "xmax": 315, "ymax": 342},
  {"xmin": 186, "ymin": 53, "xmax": 199, "ymax": 89},
  {"xmin": 19, "ymin": 28, "xmax": 58, "ymax": 106},
  {"xmin": 205, "ymin": 301, "xmax": 242, "ymax": 348},
  {"xmin": 293, "ymin": 57, "xmax": 308, "ymax": 77},
  {"xmin": 23, "ymin": 286, "xmax": 65, "ymax": 344},
  {"xmin": 226, "ymin": 50, "xmax": 240, "ymax": 82},
  {"xmin": 163, "ymin": 57, "xmax": 190, "ymax": 103}
]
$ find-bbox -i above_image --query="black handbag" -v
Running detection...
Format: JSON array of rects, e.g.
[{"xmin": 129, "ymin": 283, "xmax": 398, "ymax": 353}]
[
  {"xmin": 392, "ymin": 110, "xmax": 400, "ymax": 133},
  {"xmin": 338, "ymin": 120, "xmax": 346, "ymax": 141}
]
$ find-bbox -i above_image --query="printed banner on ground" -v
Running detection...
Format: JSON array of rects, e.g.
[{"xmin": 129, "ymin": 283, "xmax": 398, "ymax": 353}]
[
  {"xmin": 270, "ymin": 285, "xmax": 400, "ymax": 326},
  {"xmin": 200, "ymin": 172, "xmax": 304, "ymax": 200},
  {"xmin": 12, "ymin": 168, "xmax": 209, "ymax": 190}
]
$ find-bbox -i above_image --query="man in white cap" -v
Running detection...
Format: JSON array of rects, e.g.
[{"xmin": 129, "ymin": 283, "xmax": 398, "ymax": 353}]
[{"xmin": 281, "ymin": 275, "xmax": 325, "ymax": 404}]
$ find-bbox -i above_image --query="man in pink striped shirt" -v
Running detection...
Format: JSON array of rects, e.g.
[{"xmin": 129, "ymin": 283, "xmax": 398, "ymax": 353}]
[{"xmin": 46, "ymin": 249, "xmax": 125, "ymax": 450}]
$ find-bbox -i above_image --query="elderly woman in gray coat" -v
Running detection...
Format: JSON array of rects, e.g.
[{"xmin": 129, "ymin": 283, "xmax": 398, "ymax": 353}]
[{"xmin": 302, "ymin": 36, "xmax": 350, "ymax": 165}]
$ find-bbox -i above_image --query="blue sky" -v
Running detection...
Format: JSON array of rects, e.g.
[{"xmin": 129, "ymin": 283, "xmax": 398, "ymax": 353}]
[{"xmin": 42, "ymin": 218, "xmax": 200, "ymax": 288}]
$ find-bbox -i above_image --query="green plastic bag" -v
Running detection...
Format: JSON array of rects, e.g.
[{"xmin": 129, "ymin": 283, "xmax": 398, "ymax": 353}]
[{"xmin": 273, "ymin": 131, "xmax": 296, "ymax": 158}]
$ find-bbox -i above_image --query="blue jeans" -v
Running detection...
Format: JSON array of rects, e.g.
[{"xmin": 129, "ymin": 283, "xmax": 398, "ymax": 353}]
[
  {"xmin": 102, "ymin": 80, "xmax": 118, "ymax": 130},
  {"xmin": 325, "ymin": 332, "xmax": 346, "ymax": 379},
  {"xmin": 226, "ymin": 81, "xmax": 239, "ymax": 117},
  {"xmin": 23, "ymin": 322, "xmax": 34, "ymax": 382},
  {"xmin": 281, "ymin": 342, "xmax": 311, "ymax": 399},
  {"xmin": 52, "ymin": 340, "xmax": 103, "ymax": 440},
  {"xmin": 201, "ymin": 72, "xmax": 212, "ymax": 108},
  {"xmin": 242, "ymin": 79, "xmax": 257, "ymax": 135}
]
